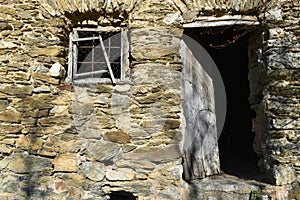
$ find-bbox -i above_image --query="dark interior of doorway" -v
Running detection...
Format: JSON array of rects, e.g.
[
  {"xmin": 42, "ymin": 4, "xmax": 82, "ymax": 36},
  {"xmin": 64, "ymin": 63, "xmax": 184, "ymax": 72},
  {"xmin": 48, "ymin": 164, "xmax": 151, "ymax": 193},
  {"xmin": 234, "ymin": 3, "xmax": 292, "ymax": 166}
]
[{"xmin": 184, "ymin": 27, "xmax": 265, "ymax": 182}]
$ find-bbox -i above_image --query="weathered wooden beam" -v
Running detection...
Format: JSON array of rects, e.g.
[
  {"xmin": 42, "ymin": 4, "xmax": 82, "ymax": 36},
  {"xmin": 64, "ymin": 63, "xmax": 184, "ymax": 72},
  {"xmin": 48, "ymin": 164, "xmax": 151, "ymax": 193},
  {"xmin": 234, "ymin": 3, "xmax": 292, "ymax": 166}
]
[
  {"xmin": 99, "ymin": 35, "xmax": 116, "ymax": 85},
  {"xmin": 183, "ymin": 15, "xmax": 260, "ymax": 28},
  {"xmin": 73, "ymin": 30, "xmax": 78, "ymax": 80},
  {"xmin": 72, "ymin": 37, "xmax": 100, "ymax": 42},
  {"xmin": 73, "ymin": 26, "xmax": 121, "ymax": 32},
  {"xmin": 66, "ymin": 32, "xmax": 74, "ymax": 83},
  {"xmin": 121, "ymin": 29, "xmax": 129, "ymax": 80},
  {"xmin": 74, "ymin": 70, "xmax": 108, "ymax": 78},
  {"xmin": 74, "ymin": 78, "xmax": 118, "ymax": 85}
]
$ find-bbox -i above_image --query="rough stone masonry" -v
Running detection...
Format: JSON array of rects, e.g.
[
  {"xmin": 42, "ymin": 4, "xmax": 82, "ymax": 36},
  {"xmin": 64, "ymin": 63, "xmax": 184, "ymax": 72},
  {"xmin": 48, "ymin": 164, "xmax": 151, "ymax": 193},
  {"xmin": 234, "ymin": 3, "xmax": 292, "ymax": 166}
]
[{"xmin": 0, "ymin": 0, "xmax": 299, "ymax": 199}]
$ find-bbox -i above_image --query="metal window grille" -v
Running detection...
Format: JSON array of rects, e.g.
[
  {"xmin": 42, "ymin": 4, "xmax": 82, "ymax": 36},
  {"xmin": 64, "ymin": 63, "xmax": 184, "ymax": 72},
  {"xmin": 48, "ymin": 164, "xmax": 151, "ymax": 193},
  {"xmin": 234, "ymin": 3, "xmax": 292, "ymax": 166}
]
[{"xmin": 67, "ymin": 28, "xmax": 128, "ymax": 85}]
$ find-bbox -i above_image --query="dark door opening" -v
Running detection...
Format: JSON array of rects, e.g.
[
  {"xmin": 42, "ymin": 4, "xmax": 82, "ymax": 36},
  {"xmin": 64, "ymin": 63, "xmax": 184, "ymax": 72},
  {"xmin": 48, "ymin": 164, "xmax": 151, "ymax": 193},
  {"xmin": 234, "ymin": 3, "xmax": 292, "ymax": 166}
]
[{"xmin": 184, "ymin": 27, "xmax": 265, "ymax": 181}]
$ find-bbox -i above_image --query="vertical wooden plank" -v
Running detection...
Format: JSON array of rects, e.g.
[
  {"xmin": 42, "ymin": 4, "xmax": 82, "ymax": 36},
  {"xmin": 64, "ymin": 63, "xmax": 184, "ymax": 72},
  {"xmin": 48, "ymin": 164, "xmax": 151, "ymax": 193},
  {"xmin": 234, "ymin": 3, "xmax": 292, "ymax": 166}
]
[
  {"xmin": 120, "ymin": 29, "xmax": 127, "ymax": 80},
  {"xmin": 73, "ymin": 30, "xmax": 79, "ymax": 80},
  {"xmin": 91, "ymin": 32, "xmax": 95, "ymax": 76},
  {"xmin": 181, "ymin": 41, "xmax": 220, "ymax": 180},
  {"xmin": 66, "ymin": 32, "xmax": 73, "ymax": 83}
]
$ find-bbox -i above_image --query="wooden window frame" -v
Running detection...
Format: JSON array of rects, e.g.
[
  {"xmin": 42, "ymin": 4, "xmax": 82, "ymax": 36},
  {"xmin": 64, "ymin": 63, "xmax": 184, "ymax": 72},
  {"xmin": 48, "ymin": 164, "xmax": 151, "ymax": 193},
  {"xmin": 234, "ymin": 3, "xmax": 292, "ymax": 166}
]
[{"xmin": 66, "ymin": 27, "xmax": 129, "ymax": 85}]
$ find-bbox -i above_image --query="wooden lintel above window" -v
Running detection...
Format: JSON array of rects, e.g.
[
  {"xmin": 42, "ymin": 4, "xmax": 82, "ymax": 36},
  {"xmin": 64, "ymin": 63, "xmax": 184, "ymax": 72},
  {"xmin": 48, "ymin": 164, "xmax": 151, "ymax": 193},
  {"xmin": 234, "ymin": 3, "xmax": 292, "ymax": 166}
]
[{"xmin": 73, "ymin": 26, "xmax": 122, "ymax": 33}]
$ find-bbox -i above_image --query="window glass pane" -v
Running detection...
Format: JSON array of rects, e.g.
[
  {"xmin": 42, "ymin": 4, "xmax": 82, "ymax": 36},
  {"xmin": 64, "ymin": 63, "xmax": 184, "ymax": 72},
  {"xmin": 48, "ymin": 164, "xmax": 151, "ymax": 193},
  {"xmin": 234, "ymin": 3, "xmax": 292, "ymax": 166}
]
[
  {"xmin": 101, "ymin": 72, "xmax": 111, "ymax": 79},
  {"xmin": 93, "ymin": 40, "xmax": 100, "ymax": 46},
  {"xmin": 111, "ymin": 62, "xmax": 121, "ymax": 79},
  {"xmin": 109, "ymin": 48, "xmax": 121, "ymax": 62},
  {"xmin": 79, "ymin": 40, "xmax": 92, "ymax": 46},
  {"xmin": 77, "ymin": 63, "xmax": 93, "ymax": 74},
  {"xmin": 103, "ymin": 38, "xmax": 109, "ymax": 47},
  {"xmin": 94, "ymin": 62, "xmax": 107, "ymax": 72},
  {"xmin": 94, "ymin": 47, "xmax": 105, "ymax": 62},
  {"xmin": 78, "ymin": 32, "xmax": 94, "ymax": 38},
  {"xmin": 110, "ymin": 35, "xmax": 121, "ymax": 47},
  {"xmin": 78, "ymin": 47, "xmax": 92, "ymax": 62}
]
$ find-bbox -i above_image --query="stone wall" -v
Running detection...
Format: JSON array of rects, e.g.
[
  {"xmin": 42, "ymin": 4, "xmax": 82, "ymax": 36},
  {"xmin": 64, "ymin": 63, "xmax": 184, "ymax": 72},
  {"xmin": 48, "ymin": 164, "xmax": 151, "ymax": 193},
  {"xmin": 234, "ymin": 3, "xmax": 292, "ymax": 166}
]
[
  {"xmin": 0, "ymin": 0, "xmax": 299, "ymax": 199},
  {"xmin": 254, "ymin": 0, "xmax": 300, "ymax": 186},
  {"xmin": 0, "ymin": 1, "xmax": 184, "ymax": 199},
  {"xmin": 247, "ymin": 0, "xmax": 300, "ymax": 186}
]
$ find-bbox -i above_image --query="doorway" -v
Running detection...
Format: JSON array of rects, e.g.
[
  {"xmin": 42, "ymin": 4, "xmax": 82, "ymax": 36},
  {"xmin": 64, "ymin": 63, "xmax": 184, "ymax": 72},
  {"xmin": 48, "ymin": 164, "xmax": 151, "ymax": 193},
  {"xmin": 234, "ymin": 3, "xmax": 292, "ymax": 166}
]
[{"xmin": 184, "ymin": 27, "xmax": 264, "ymax": 181}]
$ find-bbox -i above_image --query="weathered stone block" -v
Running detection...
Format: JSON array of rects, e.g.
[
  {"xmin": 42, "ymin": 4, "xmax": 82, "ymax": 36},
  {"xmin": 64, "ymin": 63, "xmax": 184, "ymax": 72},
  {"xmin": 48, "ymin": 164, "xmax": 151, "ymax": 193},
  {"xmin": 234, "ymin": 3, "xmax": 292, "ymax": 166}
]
[
  {"xmin": 49, "ymin": 62, "xmax": 65, "ymax": 78},
  {"xmin": 270, "ymin": 118, "xmax": 300, "ymax": 130},
  {"xmin": 53, "ymin": 153, "xmax": 78, "ymax": 172},
  {"xmin": 266, "ymin": 69, "xmax": 300, "ymax": 81},
  {"xmin": 43, "ymin": 138, "xmax": 60, "ymax": 152},
  {"xmin": 106, "ymin": 167, "xmax": 135, "ymax": 181},
  {"xmin": 131, "ymin": 64, "xmax": 181, "ymax": 85},
  {"xmin": 79, "ymin": 129, "xmax": 103, "ymax": 139},
  {"xmin": 33, "ymin": 87, "xmax": 51, "ymax": 93},
  {"xmin": 95, "ymin": 84, "xmax": 113, "ymax": 93},
  {"xmin": 130, "ymin": 28, "xmax": 181, "ymax": 62},
  {"xmin": 114, "ymin": 84, "xmax": 131, "ymax": 93},
  {"xmin": 31, "ymin": 71, "xmax": 60, "ymax": 85},
  {"xmin": 56, "ymin": 134, "xmax": 81, "ymax": 153},
  {"xmin": 0, "ymin": 123, "xmax": 23, "ymax": 134},
  {"xmin": 0, "ymin": 76, "xmax": 14, "ymax": 83},
  {"xmin": 37, "ymin": 150, "xmax": 57, "ymax": 157},
  {"xmin": 38, "ymin": 115, "xmax": 71, "ymax": 126},
  {"xmin": 52, "ymin": 91, "xmax": 72, "ymax": 105},
  {"xmin": 0, "ymin": 109, "xmax": 21, "ymax": 122},
  {"xmin": 124, "ymin": 145, "xmax": 181, "ymax": 163},
  {"xmin": 0, "ymin": 41, "xmax": 18, "ymax": 49},
  {"xmin": 85, "ymin": 140, "xmax": 121, "ymax": 162},
  {"xmin": 267, "ymin": 52, "xmax": 300, "ymax": 69},
  {"xmin": 53, "ymin": 173, "xmax": 85, "ymax": 196},
  {"xmin": 111, "ymin": 94, "xmax": 130, "ymax": 109},
  {"xmin": 16, "ymin": 135, "xmax": 43, "ymax": 151},
  {"xmin": 135, "ymin": 93, "xmax": 161, "ymax": 104},
  {"xmin": 95, "ymin": 113, "xmax": 116, "ymax": 129},
  {"xmin": 7, "ymin": 71, "xmax": 31, "ymax": 81},
  {"xmin": 163, "ymin": 119, "xmax": 180, "ymax": 129},
  {"xmin": 116, "ymin": 160, "xmax": 156, "ymax": 170},
  {"xmin": 0, "ymin": 176, "xmax": 20, "ymax": 193},
  {"xmin": 13, "ymin": 94, "xmax": 56, "ymax": 110},
  {"xmin": 0, "ymin": 154, "xmax": 52, "ymax": 173},
  {"xmin": 105, "ymin": 131, "xmax": 131, "ymax": 144},
  {"xmin": 21, "ymin": 117, "xmax": 37, "ymax": 126},
  {"xmin": 0, "ymin": 84, "xmax": 33, "ymax": 96},
  {"xmin": 0, "ymin": 22, "xmax": 13, "ymax": 30},
  {"xmin": 271, "ymin": 165, "xmax": 297, "ymax": 185},
  {"xmin": 29, "ymin": 66, "xmax": 49, "ymax": 73},
  {"xmin": 81, "ymin": 162, "xmax": 105, "ymax": 181},
  {"xmin": 31, "ymin": 46, "xmax": 63, "ymax": 57},
  {"xmin": 158, "ymin": 186, "xmax": 182, "ymax": 200},
  {"xmin": 0, "ymin": 144, "xmax": 12, "ymax": 154},
  {"xmin": 116, "ymin": 114, "xmax": 131, "ymax": 131},
  {"xmin": 50, "ymin": 106, "xmax": 69, "ymax": 115}
]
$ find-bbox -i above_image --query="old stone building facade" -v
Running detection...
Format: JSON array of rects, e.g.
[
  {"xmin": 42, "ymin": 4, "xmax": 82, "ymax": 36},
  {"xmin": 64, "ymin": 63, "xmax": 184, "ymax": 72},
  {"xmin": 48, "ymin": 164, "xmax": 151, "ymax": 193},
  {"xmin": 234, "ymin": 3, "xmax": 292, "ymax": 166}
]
[{"xmin": 0, "ymin": 0, "xmax": 299, "ymax": 199}]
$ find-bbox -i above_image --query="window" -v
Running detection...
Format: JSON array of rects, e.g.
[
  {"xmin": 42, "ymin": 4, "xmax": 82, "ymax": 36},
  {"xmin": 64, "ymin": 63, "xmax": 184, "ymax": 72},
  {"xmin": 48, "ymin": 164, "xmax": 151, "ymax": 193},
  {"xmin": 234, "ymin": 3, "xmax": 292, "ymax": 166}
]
[{"xmin": 66, "ymin": 27, "xmax": 129, "ymax": 85}]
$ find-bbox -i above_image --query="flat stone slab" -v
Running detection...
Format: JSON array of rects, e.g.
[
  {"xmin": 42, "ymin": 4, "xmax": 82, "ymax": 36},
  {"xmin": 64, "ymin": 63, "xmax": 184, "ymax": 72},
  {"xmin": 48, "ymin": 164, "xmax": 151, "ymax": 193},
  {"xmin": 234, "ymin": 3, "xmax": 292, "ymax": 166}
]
[
  {"xmin": 124, "ymin": 144, "xmax": 181, "ymax": 163},
  {"xmin": 187, "ymin": 174, "xmax": 291, "ymax": 200}
]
